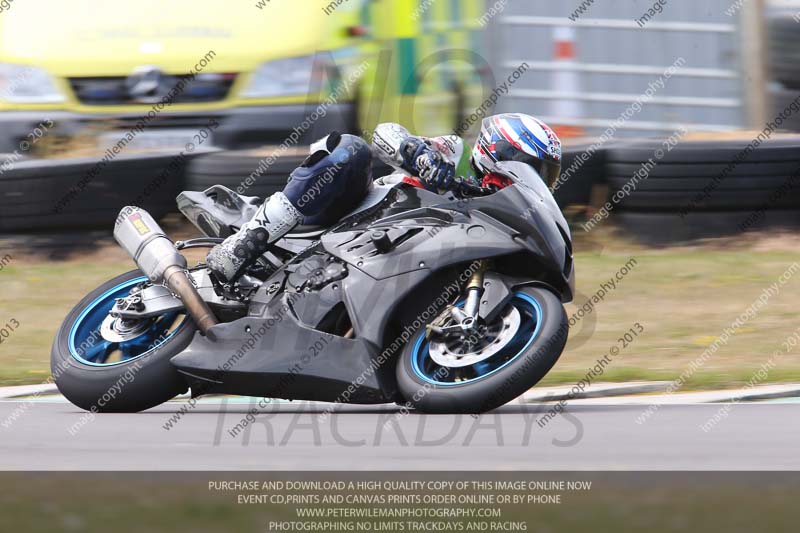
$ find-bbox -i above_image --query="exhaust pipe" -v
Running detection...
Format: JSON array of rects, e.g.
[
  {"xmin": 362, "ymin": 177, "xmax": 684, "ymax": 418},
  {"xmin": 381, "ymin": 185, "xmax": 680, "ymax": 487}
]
[{"xmin": 114, "ymin": 206, "xmax": 218, "ymax": 335}]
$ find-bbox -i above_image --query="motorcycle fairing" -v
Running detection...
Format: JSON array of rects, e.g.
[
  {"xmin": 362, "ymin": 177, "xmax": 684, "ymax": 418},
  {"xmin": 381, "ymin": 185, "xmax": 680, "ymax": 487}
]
[
  {"xmin": 171, "ymin": 310, "xmax": 392, "ymax": 403},
  {"xmin": 171, "ymin": 166, "xmax": 574, "ymax": 402}
]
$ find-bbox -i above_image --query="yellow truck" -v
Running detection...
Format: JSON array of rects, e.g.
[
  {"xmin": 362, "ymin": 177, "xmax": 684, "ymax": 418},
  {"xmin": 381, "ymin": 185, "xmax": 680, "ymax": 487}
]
[{"xmin": 0, "ymin": 0, "xmax": 486, "ymax": 155}]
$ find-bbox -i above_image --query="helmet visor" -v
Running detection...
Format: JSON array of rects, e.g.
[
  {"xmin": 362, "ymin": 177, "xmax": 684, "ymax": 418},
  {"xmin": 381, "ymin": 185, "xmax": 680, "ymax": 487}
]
[{"xmin": 494, "ymin": 140, "xmax": 562, "ymax": 187}]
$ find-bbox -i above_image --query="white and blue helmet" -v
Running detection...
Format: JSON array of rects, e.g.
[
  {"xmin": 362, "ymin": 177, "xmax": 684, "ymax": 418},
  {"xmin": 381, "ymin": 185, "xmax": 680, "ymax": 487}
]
[{"xmin": 471, "ymin": 113, "xmax": 563, "ymax": 186}]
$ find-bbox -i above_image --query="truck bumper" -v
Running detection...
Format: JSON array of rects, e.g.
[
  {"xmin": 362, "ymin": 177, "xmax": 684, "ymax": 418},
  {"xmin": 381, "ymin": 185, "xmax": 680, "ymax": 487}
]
[{"xmin": 0, "ymin": 103, "xmax": 356, "ymax": 153}]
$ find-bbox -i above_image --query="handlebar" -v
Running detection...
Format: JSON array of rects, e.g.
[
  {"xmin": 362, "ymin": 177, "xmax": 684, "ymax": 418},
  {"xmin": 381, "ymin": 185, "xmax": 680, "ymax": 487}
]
[{"xmin": 453, "ymin": 179, "xmax": 495, "ymax": 198}]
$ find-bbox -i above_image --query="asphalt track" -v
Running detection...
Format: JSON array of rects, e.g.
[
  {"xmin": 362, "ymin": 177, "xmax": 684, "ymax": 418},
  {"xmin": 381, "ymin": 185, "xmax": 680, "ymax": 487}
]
[{"xmin": 1, "ymin": 399, "xmax": 797, "ymax": 470}]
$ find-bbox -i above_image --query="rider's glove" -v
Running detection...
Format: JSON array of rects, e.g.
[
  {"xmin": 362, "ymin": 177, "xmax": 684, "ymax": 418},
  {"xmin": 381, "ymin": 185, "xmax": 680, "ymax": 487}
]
[
  {"xmin": 400, "ymin": 137, "xmax": 456, "ymax": 191},
  {"xmin": 416, "ymin": 150, "xmax": 456, "ymax": 190}
]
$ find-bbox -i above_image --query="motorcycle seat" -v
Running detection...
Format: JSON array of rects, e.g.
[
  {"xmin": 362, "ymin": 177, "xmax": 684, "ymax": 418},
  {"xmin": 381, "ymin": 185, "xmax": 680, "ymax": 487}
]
[{"xmin": 285, "ymin": 225, "xmax": 328, "ymax": 238}]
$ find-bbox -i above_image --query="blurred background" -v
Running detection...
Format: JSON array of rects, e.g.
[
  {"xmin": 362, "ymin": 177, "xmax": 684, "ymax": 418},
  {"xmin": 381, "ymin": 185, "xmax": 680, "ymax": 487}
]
[
  {"xmin": 2, "ymin": 0, "xmax": 800, "ymax": 390},
  {"xmin": 1, "ymin": 0, "xmax": 799, "ymax": 233}
]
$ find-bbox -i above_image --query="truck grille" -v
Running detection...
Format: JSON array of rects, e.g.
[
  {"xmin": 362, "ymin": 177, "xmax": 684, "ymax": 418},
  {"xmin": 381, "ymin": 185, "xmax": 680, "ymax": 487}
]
[{"xmin": 69, "ymin": 73, "xmax": 237, "ymax": 106}]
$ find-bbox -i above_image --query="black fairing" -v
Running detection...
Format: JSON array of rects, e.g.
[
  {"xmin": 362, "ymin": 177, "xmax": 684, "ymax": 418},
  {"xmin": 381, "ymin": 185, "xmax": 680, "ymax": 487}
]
[{"xmin": 170, "ymin": 161, "xmax": 574, "ymax": 403}]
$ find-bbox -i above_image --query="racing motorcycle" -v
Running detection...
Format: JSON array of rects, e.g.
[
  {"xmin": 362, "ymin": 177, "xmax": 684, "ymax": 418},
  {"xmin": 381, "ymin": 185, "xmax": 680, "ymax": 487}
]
[{"xmin": 51, "ymin": 161, "xmax": 575, "ymax": 414}]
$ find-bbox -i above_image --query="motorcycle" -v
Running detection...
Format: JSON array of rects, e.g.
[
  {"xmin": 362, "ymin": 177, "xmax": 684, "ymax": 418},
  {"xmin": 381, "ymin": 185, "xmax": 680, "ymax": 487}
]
[{"xmin": 51, "ymin": 160, "xmax": 575, "ymax": 414}]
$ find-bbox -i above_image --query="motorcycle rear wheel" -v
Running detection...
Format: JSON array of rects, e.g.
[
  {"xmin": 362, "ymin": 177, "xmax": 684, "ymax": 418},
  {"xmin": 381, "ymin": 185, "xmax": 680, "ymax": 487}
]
[
  {"xmin": 396, "ymin": 286, "xmax": 568, "ymax": 414},
  {"xmin": 51, "ymin": 269, "xmax": 196, "ymax": 413}
]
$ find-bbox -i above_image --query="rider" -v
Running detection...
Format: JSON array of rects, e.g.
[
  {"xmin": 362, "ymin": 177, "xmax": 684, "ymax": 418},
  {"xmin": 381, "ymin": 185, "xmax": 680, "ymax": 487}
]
[{"xmin": 206, "ymin": 113, "xmax": 562, "ymax": 283}]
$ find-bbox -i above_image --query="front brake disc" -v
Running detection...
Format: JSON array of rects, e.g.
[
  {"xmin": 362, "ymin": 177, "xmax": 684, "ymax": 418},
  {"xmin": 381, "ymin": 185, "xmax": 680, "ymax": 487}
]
[{"xmin": 428, "ymin": 305, "xmax": 521, "ymax": 368}]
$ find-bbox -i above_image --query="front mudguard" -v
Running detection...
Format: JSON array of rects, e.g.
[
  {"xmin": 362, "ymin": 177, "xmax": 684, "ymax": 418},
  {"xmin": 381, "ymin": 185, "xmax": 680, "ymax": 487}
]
[{"xmin": 479, "ymin": 272, "xmax": 573, "ymax": 323}]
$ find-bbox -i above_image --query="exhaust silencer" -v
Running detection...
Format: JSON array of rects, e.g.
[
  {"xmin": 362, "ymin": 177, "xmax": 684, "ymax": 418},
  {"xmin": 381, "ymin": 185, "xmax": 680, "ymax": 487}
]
[{"xmin": 114, "ymin": 206, "xmax": 218, "ymax": 335}]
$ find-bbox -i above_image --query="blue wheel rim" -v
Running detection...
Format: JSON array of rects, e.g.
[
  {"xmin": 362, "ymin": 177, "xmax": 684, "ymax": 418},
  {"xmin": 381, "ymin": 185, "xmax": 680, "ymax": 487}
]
[
  {"xmin": 68, "ymin": 276, "xmax": 187, "ymax": 366},
  {"xmin": 411, "ymin": 292, "xmax": 543, "ymax": 386}
]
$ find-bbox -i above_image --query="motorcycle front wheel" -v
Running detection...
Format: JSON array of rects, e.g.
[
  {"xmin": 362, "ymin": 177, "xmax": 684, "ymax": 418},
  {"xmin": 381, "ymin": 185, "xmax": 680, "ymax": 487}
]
[
  {"xmin": 396, "ymin": 286, "xmax": 568, "ymax": 414},
  {"xmin": 51, "ymin": 270, "xmax": 196, "ymax": 413}
]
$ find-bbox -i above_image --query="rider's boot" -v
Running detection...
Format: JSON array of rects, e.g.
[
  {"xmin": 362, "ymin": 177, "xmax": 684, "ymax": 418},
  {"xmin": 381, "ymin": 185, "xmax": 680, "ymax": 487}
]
[{"xmin": 206, "ymin": 191, "xmax": 302, "ymax": 283}]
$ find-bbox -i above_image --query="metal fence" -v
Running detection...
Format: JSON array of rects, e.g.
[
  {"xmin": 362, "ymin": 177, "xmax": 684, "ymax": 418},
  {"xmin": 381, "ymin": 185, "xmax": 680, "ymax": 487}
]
[{"xmin": 486, "ymin": 0, "xmax": 756, "ymax": 137}]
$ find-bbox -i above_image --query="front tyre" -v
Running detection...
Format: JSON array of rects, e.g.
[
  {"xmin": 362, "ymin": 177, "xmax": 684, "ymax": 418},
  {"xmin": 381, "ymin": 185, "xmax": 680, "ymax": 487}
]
[
  {"xmin": 396, "ymin": 286, "xmax": 568, "ymax": 414},
  {"xmin": 51, "ymin": 270, "xmax": 196, "ymax": 413}
]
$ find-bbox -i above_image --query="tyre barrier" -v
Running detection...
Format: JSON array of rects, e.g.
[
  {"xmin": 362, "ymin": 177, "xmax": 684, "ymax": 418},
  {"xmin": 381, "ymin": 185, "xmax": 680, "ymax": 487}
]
[
  {"xmin": 186, "ymin": 146, "xmax": 396, "ymax": 202},
  {"xmin": 0, "ymin": 152, "xmax": 194, "ymax": 232},
  {"xmin": 767, "ymin": 13, "xmax": 800, "ymax": 91},
  {"xmin": 553, "ymin": 144, "xmax": 606, "ymax": 209},
  {"xmin": 604, "ymin": 135, "xmax": 800, "ymax": 240},
  {"xmin": 770, "ymin": 85, "xmax": 800, "ymax": 133},
  {"xmin": 613, "ymin": 210, "xmax": 800, "ymax": 242},
  {"xmin": 6, "ymin": 133, "xmax": 800, "ymax": 241}
]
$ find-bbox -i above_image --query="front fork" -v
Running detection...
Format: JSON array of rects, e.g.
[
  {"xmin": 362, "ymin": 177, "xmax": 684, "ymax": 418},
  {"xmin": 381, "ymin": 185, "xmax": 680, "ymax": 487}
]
[
  {"xmin": 462, "ymin": 262, "xmax": 487, "ymax": 323},
  {"xmin": 427, "ymin": 260, "xmax": 488, "ymax": 338}
]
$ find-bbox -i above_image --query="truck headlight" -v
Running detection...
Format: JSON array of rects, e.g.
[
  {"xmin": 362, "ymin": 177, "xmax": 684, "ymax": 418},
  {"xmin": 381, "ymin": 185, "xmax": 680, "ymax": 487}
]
[
  {"xmin": 241, "ymin": 55, "xmax": 317, "ymax": 98},
  {"xmin": 0, "ymin": 64, "xmax": 65, "ymax": 103}
]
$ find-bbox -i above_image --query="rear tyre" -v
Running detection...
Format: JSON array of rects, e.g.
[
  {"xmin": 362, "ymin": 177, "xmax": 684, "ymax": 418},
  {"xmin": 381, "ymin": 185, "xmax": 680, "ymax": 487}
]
[
  {"xmin": 51, "ymin": 270, "xmax": 196, "ymax": 413},
  {"xmin": 396, "ymin": 286, "xmax": 568, "ymax": 414}
]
